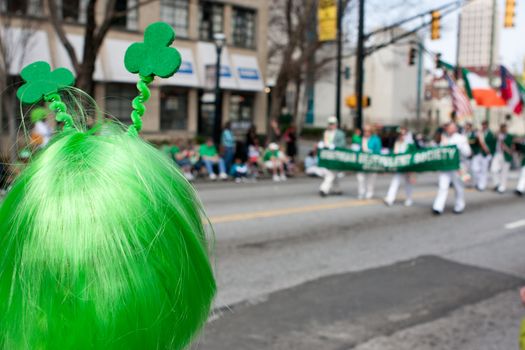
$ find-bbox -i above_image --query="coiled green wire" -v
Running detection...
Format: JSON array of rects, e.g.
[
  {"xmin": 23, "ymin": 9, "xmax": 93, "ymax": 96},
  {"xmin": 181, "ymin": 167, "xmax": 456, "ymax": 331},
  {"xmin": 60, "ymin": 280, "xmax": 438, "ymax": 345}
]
[
  {"xmin": 44, "ymin": 93, "xmax": 74, "ymax": 129},
  {"xmin": 128, "ymin": 75, "xmax": 154, "ymax": 136}
]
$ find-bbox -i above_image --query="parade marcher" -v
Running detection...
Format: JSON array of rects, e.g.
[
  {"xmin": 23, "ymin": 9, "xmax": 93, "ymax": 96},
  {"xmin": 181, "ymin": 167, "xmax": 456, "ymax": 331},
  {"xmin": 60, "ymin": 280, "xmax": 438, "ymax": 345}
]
[
  {"xmin": 30, "ymin": 107, "xmax": 52, "ymax": 149},
  {"xmin": 516, "ymin": 139, "xmax": 525, "ymax": 196},
  {"xmin": 470, "ymin": 121, "xmax": 495, "ymax": 191},
  {"xmin": 384, "ymin": 129, "xmax": 416, "ymax": 207},
  {"xmin": 357, "ymin": 125, "xmax": 382, "ymax": 199},
  {"xmin": 491, "ymin": 123, "xmax": 514, "ymax": 193},
  {"xmin": 319, "ymin": 116, "xmax": 346, "ymax": 196},
  {"xmin": 432, "ymin": 122, "xmax": 472, "ymax": 215}
]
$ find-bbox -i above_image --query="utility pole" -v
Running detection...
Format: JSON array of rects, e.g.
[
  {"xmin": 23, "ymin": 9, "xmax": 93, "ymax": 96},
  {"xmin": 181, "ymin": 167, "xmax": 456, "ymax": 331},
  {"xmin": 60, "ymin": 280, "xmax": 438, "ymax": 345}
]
[
  {"xmin": 355, "ymin": 0, "xmax": 365, "ymax": 130},
  {"xmin": 486, "ymin": 0, "xmax": 497, "ymax": 122},
  {"xmin": 335, "ymin": 0, "xmax": 343, "ymax": 126},
  {"xmin": 416, "ymin": 41, "xmax": 423, "ymax": 130}
]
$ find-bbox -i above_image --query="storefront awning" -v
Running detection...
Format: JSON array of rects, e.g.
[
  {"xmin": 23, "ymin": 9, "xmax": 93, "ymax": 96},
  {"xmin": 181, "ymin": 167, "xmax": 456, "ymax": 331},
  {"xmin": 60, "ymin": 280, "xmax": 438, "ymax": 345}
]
[
  {"xmin": 102, "ymin": 38, "xmax": 200, "ymax": 87},
  {"xmin": 102, "ymin": 38, "xmax": 136, "ymax": 83},
  {"xmin": 161, "ymin": 46, "xmax": 200, "ymax": 87},
  {"xmin": 196, "ymin": 42, "xmax": 238, "ymax": 90},
  {"xmin": 6, "ymin": 28, "xmax": 51, "ymax": 75},
  {"xmin": 231, "ymin": 54, "xmax": 264, "ymax": 91},
  {"xmin": 54, "ymin": 34, "xmax": 105, "ymax": 81}
]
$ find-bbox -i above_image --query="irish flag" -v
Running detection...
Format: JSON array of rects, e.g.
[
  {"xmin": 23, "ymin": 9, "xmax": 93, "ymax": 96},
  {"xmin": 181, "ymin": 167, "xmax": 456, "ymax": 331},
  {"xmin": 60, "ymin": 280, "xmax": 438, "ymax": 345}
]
[
  {"xmin": 500, "ymin": 65, "xmax": 524, "ymax": 115},
  {"xmin": 438, "ymin": 60, "xmax": 506, "ymax": 107}
]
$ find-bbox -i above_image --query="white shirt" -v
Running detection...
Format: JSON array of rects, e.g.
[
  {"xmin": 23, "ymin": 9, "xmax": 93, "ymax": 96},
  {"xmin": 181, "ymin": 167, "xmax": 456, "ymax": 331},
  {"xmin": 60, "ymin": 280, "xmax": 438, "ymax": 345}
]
[
  {"xmin": 441, "ymin": 132, "xmax": 472, "ymax": 158},
  {"xmin": 33, "ymin": 121, "xmax": 52, "ymax": 148}
]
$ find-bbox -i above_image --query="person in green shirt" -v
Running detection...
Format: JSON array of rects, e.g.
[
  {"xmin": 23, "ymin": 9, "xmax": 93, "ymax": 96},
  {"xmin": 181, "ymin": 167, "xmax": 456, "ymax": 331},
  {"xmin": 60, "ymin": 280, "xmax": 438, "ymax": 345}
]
[
  {"xmin": 263, "ymin": 143, "xmax": 287, "ymax": 182},
  {"xmin": 491, "ymin": 124, "xmax": 514, "ymax": 193},
  {"xmin": 199, "ymin": 138, "xmax": 227, "ymax": 180},
  {"xmin": 471, "ymin": 121, "xmax": 495, "ymax": 191}
]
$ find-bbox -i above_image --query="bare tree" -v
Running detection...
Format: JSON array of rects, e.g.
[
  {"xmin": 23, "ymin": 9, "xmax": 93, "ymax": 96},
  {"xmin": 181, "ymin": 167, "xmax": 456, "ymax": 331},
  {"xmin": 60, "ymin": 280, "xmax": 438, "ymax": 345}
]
[
  {"xmin": 267, "ymin": 0, "xmax": 352, "ymax": 133},
  {"xmin": 47, "ymin": 0, "xmax": 157, "ymax": 95},
  {"xmin": 0, "ymin": 10, "xmax": 39, "ymax": 161}
]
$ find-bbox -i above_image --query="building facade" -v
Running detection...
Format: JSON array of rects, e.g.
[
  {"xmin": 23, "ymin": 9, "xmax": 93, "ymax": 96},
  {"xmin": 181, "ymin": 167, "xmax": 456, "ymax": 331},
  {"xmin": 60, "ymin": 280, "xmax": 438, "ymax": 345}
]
[
  {"xmin": 0, "ymin": 0, "xmax": 268, "ymax": 148},
  {"xmin": 458, "ymin": 0, "xmax": 500, "ymax": 70}
]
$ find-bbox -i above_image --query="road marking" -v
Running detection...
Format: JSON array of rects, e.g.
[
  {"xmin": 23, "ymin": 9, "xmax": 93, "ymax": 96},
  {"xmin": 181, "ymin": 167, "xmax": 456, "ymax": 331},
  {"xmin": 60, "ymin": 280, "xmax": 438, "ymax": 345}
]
[
  {"xmin": 504, "ymin": 219, "xmax": 525, "ymax": 230},
  {"xmin": 209, "ymin": 190, "xmax": 437, "ymax": 224}
]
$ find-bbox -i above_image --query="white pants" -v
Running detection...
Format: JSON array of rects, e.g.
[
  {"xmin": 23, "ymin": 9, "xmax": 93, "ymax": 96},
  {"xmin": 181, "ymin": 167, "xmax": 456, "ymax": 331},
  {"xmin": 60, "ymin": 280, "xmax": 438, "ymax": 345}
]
[
  {"xmin": 319, "ymin": 169, "xmax": 341, "ymax": 194},
  {"xmin": 517, "ymin": 166, "xmax": 525, "ymax": 193},
  {"xmin": 471, "ymin": 154, "xmax": 491, "ymax": 190},
  {"xmin": 491, "ymin": 153, "xmax": 511, "ymax": 192},
  {"xmin": 432, "ymin": 171, "xmax": 465, "ymax": 213},
  {"xmin": 385, "ymin": 173, "xmax": 413, "ymax": 203},
  {"xmin": 357, "ymin": 172, "xmax": 377, "ymax": 199}
]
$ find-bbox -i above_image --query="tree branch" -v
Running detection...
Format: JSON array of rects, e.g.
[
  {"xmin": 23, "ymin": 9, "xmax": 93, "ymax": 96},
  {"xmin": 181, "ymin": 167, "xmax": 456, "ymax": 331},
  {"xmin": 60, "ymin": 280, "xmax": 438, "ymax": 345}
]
[{"xmin": 47, "ymin": 0, "xmax": 79, "ymax": 70}]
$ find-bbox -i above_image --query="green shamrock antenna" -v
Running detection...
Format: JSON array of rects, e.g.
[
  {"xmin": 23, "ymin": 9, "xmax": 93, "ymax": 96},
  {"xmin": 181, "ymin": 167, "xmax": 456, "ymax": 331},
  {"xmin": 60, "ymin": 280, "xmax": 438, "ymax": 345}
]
[
  {"xmin": 17, "ymin": 61, "xmax": 75, "ymax": 129},
  {"xmin": 124, "ymin": 21, "xmax": 182, "ymax": 136}
]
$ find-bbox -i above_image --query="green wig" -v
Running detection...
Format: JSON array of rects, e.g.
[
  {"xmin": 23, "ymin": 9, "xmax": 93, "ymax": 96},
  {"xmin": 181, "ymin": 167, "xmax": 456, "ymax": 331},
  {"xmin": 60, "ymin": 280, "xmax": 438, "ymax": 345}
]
[{"xmin": 0, "ymin": 22, "xmax": 215, "ymax": 349}]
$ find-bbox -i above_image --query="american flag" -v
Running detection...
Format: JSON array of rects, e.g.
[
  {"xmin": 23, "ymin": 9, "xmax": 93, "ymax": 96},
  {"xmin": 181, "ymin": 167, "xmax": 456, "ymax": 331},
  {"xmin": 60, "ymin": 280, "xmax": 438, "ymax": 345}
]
[{"xmin": 444, "ymin": 71, "xmax": 473, "ymax": 118}]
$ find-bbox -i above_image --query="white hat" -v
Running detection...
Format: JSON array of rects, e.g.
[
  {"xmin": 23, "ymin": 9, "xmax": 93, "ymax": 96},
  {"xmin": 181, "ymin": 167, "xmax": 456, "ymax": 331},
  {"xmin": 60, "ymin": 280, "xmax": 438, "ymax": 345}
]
[
  {"xmin": 327, "ymin": 116, "xmax": 337, "ymax": 125},
  {"xmin": 268, "ymin": 142, "xmax": 279, "ymax": 151}
]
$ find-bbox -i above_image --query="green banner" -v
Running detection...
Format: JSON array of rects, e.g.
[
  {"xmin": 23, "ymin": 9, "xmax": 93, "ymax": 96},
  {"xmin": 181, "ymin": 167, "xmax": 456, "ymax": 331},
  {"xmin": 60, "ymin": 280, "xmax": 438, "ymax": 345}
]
[{"xmin": 318, "ymin": 146, "xmax": 460, "ymax": 173}]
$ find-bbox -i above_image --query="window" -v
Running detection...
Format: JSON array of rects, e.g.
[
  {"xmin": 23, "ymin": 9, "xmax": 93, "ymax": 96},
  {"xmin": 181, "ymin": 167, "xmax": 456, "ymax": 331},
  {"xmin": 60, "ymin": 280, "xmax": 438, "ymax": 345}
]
[
  {"xmin": 229, "ymin": 93, "xmax": 254, "ymax": 132},
  {"xmin": 112, "ymin": 0, "xmax": 138, "ymax": 31},
  {"xmin": 105, "ymin": 83, "xmax": 137, "ymax": 123},
  {"xmin": 160, "ymin": 88, "xmax": 188, "ymax": 130},
  {"xmin": 1, "ymin": 0, "xmax": 42, "ymax": 16},
  {"xmin": 57, "ymin": 0, "xmax": 88, "ymax": 23},
  {"xmin": 160, "ymin": 0, "xmax": 189, "ymax": 38},
  {"xmin": 232, "ymin": 7, "xmax": 256, "ymax": 49},
  {"xmin": 199, "ymin": 1, "xmax": 224, "ymax": 41}
]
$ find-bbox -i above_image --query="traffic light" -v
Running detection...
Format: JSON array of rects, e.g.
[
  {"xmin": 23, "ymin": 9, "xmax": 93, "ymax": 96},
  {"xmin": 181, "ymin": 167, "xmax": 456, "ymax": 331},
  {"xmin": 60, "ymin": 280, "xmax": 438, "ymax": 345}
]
[
  {"xmin": 408, "ymin": 47, "xmax": 417, "ymax": 66},
  {"xmin": 431, "ymin": 10, "xmax": 441, "ymax": 40},
  {"xmin": 345, "ymin": 95, "xmax": 371, "ymax": 108},
  {"xmin": 504, "ymin": 0, "xmax": 516, "ymax": 28}
]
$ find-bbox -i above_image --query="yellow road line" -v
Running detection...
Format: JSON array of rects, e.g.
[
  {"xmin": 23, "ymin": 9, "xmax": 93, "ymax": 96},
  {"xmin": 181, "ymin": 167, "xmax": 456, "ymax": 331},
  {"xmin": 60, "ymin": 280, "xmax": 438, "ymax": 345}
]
[{"xmin": 210, "ymin": 190, "xmax": 441, "ymax": 224}]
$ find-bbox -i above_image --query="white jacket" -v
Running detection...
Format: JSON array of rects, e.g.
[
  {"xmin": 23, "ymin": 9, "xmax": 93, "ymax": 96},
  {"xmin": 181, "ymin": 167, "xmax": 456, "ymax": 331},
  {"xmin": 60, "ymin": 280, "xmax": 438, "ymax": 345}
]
[{"xmin": 441, "ymin": 132, "xmax": 472, "ymax": 158}]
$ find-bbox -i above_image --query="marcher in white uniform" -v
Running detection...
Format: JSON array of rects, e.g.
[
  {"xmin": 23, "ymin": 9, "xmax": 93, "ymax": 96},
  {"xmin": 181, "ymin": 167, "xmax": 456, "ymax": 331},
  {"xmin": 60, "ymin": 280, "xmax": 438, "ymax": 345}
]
[
  {"xmin": 319, "ymin": 116, "xmax": 346, "ymax": 196},
  {"xmin": 470, "ymin": 121, "xmax": 495, "ymax": 191},
  {"xmin": 432, "ymin": 123, "xmax": 472, "ymax": 215},
  {"xmin": 384, "ymin": 130, "xmax": 415, "ymax": 207},
  {"xmin": 515, "ymin": 139, "xmax": 525, "ymax": 196},
  {"xmin": 357, "ymin": 125, "xmax": 382, "ymax": 199},
  {"xmin": 491, "ymin": 124, "xmax": 514, "ymax": 193}
]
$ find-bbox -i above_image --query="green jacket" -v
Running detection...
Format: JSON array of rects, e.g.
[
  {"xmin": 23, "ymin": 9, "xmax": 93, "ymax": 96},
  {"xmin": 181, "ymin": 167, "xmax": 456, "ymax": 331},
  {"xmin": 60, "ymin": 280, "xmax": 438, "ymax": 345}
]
[
  {"xmin": 500, "ymin": 134, "xmax": 514, "ymax": 163},
  {"xmin": 484, "ymin": 130, "xmax": 496, "ymax": 156},
  {"xmin": 468, "ymin": 131, "xmax": 481, "ymax": 155}
]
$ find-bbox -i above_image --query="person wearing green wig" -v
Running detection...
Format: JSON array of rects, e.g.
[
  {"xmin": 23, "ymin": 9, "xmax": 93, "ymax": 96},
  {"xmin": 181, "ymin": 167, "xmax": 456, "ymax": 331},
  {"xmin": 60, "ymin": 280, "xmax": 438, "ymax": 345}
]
[{"xmin": 0, "ymin": 22, "xmax": 215, "ymax": 350}]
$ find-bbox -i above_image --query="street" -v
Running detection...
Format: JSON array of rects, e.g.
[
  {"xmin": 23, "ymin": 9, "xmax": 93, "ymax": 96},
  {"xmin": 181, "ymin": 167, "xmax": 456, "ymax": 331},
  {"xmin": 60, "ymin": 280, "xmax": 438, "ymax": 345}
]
[{"xmin": 194, "ymin": 173, "xmax": 525, "ymax": 349}]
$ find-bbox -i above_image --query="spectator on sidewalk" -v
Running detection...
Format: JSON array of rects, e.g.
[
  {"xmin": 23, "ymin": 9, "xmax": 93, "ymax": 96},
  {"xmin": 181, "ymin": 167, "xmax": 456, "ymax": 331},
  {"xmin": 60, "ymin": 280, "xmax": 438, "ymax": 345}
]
[
  {"xmin": 199, "ymin": 138, "xmax": 228, "ymax": 180},
  {"xmin": 221, "ymin": 121, "xmax": 236, "ymax": 172},
  {"xmin": 174, "ymin": 140, "xmax": 195, "ymax": 181},
  {"xmin": 247, "ymin": 138, "xmax": 263, "ymax": 178},
  {"xmin": 283, "ymin": 124, "xmax": 298, "ymax": 166},
  {"xmin": 230, "ymin": 158, "xmax": 249, "ymax": 183},
  {"xmin": 264, "ymin": 142, "xmax": 287, "ymax": 182},
  {"xmin": 30, "ymin": 107, "xmax": 52, "ymax": 149}
]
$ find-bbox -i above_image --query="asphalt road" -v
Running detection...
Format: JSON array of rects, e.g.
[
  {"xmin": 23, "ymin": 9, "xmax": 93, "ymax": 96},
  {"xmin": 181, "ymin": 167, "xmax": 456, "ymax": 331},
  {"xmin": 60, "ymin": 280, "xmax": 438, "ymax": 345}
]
[{"xmin": 193, "ymin": 173, "xmax": 525, "ymax": 349}]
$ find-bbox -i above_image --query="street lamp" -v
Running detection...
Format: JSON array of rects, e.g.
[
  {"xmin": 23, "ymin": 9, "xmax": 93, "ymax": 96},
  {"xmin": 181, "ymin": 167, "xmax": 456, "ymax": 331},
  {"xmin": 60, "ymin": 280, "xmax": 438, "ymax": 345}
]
[{"xmin": 213, "ymin": 32, "xmax": 226, "ymax": 146}]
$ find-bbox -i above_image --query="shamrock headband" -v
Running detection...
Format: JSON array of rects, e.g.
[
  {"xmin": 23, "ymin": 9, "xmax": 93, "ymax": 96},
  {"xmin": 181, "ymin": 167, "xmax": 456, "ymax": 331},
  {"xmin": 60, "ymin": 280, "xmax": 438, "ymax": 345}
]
[{"xmin": 16, "ymin": 22, "xmax": 181, "ymax": 134}]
